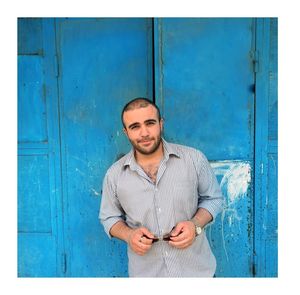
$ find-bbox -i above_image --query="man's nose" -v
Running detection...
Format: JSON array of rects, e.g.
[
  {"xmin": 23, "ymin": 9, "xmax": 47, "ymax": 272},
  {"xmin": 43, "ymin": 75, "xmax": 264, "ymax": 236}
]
[{"xmin": 140, "ymin": 125, "xmax": 149, "ymax": 136}]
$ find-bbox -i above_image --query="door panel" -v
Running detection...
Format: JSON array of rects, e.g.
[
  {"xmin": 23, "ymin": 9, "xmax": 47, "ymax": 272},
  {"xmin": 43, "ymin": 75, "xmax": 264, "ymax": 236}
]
[
  {"xmin": 18, "ymin": 18, "xmax": 44, "ymax": 55},
  {"xmin": 18, "ymin": 155, "xmax": 51, "ymax": 232},
  {"xmin": 18, "ymin": 56, "xmax": 47, "ymax": 142},
  {"xmin": 18, "ymin": 233, "xmax": 57, "ymax": 277},
  {"xmin": 55, "ymin": 18, "xmax": 153, "ymax": 276},
  {"xmin": 155, "ymin": 18, "xmax": 255, "ymax": 277}
]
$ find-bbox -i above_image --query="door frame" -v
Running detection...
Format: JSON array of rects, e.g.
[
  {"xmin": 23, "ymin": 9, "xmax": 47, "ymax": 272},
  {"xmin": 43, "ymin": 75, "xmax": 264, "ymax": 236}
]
[{"xmin": 254, "ymin": 18, "xmax": 278, "ymax": 277}]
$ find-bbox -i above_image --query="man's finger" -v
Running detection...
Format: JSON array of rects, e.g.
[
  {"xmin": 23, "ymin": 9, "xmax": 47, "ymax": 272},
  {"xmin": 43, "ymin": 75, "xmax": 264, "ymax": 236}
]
[
  {"xmin": 169, "ymin": 239, "xmax": 192, "ymax": 249},
  {"xmin": 140, "ymin": 236, "xmax": 153, "ymax": 245},
  {"xmin": 140, "ymin": 227, "xmax": 154, "ymax": 239},
  {"xmin": 170, "ymin": 232, "xmax": 186, "ymax": 242},
  {"xmin": 138, "ymin": 241, "xmax": 152, "ymax": 252},
  {"xmin": 171, "ymin": 223, "xmax": 184, "ymax": 237}
]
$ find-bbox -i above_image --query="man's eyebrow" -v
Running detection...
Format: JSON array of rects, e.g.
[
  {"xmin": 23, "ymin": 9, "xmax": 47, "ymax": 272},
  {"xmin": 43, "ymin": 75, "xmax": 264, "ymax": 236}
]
[
  {"xmin": 145, "ymin": 119, "xmax": 157, "ymax": 123},
  {"xmin": 128, "ymin": 122, "xmax": 140, "ymax": 129},
  {"xmin": 127, "ymin": 119, "xmax": 158, "ymax": 129}
]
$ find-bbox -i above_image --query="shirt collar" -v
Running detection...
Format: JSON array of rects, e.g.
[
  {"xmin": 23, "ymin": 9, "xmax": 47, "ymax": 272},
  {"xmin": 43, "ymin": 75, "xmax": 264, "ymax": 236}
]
[
  {"xmin": 123, "ymin": 138, "xmax": 180, "ymax": 169},
  {"xmin": 123, "ymin": 149, "xmax": 135, "ymax": 169},
  {"xmin": 161, "ymin": 138, "xmax": 180, "ymax": 159}
]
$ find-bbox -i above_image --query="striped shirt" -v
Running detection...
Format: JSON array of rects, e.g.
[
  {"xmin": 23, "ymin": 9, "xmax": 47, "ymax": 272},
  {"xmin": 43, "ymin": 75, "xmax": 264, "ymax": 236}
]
[{"xmin": 99, "ymin": 139, "xmax": 224, "ymax": 277}]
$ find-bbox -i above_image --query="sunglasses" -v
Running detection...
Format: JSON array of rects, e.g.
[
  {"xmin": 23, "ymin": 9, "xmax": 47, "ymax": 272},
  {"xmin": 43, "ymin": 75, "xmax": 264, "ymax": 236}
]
[{"xmin": 143, "ymin": 227, "xmax": 182, "ymax": 243}]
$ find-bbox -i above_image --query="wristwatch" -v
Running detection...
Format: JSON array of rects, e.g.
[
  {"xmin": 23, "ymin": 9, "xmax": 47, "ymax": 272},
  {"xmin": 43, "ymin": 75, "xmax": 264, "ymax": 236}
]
[{"xmin": 191, "ymin": 218, "xmax": 202, "ymax": 236}]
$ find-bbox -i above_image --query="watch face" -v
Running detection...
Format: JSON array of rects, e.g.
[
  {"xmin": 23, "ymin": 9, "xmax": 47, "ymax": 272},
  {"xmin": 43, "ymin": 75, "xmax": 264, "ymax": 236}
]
[{"xmin": 196, "ymin": 226, "xmax": 202, "ymax": 235}]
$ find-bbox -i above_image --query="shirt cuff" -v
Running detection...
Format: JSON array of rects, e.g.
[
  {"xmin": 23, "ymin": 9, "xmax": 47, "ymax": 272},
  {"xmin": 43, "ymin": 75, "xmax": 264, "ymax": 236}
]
[
  {"xmin": 198, "ymin": 198, "xmax": 224, "ymax": 221},
  {"xmin": 101, "ymin": 216, "xmax": 124, "ymax": 239}
]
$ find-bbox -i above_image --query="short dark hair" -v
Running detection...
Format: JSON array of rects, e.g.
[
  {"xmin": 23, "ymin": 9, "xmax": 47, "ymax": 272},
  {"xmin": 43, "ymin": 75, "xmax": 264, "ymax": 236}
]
[{"xmin": 121, "ymin": 97, "xmax": 161, "ymax": 128}]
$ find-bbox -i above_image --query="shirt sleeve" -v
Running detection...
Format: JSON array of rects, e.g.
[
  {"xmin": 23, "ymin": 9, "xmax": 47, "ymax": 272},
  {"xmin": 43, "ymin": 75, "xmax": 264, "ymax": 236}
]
[
  {"xmin": 195, "ymin": 151, "xmax": 224, "ymax": 220},
  {"xmin": 99, "ymin": 171, "xmax": 125, "ymax": 238}
]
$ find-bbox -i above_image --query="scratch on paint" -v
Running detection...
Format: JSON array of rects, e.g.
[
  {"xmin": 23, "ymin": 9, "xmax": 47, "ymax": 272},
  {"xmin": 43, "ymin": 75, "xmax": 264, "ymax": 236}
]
[
  {"xmin": 91, "ymin": 188, "xmax": 101, "ymax": 197},
  {"xmin": 71, "ymin": 155, "xmax": 95, "ymax": 171},
  {"xmin": 75, "ymin": 168, "xmax": 85, "ymax": 176},
  {"xmin": 211, "ymin": 161, "xmax": 251, "ymax": 262},
  {"xmin": 70, "ymin": 155, "xmax": 88, "ymax": 165}
]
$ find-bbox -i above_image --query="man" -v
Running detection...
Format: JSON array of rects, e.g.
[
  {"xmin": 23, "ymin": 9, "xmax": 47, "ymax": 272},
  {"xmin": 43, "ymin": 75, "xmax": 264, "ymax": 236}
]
[{"xmin": 99, "ymin": 97, "xmax": 224, "ymax": 277}]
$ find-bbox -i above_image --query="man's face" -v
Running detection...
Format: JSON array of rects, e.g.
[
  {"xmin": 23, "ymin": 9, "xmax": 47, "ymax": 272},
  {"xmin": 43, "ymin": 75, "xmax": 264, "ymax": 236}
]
[{"xmin": 123, "ymin": 105, "xmax": 163, "ymax": 155}]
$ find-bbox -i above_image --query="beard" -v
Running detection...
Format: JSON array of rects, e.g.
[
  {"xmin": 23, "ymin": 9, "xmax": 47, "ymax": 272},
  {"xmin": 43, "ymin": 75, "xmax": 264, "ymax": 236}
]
[{"xmin": 129, "ymin": 133, "xmax": 162, "ymax": 155}]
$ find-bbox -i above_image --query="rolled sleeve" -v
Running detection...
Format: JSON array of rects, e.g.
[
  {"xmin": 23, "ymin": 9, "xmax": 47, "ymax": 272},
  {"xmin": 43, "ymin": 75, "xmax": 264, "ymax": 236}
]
[
  {"xmin": 196, "ymin": 152, "xmax": 224, "ymax": 220},
  {"xmin": 99, "ymin": 172, "xmax": 125, "ymax": 238}
]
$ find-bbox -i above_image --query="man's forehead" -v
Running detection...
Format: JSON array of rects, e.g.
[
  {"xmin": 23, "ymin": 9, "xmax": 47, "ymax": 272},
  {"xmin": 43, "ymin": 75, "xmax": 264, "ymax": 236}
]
[{"xmin": 123, "ymin": 105, "xmax": 158, "ymax": 123}]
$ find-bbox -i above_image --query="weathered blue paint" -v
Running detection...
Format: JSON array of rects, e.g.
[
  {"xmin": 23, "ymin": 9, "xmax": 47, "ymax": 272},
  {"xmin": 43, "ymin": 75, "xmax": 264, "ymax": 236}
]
[
  {"xmin": 154, "ymin": 18, "xmax": 255, "ymax": 277},
  {"xmin": 155, "ymin": 18, "xmax": 255, "ymax": 161},
  {"xmin": 18, "ymin": 17, "xmax": 277, "ymax": 277},
  {"xmin": 55, "ymin": 18, "xmax": 153, "ymax": 277},
  {"xmin": 18, "ymin": 18, "xmax": 60, "ymax": 277},
  {"xmin": 18, "ymin": 18, "xmax": 66, "ymax": 277}
]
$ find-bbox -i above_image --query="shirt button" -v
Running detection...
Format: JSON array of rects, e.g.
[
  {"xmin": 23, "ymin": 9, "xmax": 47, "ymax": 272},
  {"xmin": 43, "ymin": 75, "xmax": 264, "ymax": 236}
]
[
  {"xmin": 165, "ymin": 251, "xmax": 168, "ymax": 256},
  {"xmin": 158, "ymin": 208, "xmax": 161, "ymax": 213}
]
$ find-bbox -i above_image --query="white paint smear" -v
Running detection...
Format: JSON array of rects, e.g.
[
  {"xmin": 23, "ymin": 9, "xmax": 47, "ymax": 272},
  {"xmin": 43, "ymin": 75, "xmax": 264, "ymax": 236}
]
[
  {"xmin": 222, "ymin": 163, "xmax": 251, "ymax": 203},
  {"xmin": 212, "ymin": 161, "xmax": 251, "ymax": 203}
]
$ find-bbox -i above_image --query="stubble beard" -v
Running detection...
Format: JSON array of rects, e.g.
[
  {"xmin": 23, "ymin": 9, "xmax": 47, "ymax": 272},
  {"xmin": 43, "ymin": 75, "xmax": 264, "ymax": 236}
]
[{"xmin": 131, "ymin": 134, "xmax": 162, "ymax": 155}]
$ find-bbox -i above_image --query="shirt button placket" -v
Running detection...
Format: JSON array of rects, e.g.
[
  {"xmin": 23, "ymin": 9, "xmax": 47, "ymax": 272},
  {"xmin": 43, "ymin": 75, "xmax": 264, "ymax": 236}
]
[
  {"xmin": 154, "ymin": 186, "xmax": 163, "ymax": 241},
  {"xmin": 155, "ymin": 187, "xmax": 160, "ymax": 213}
]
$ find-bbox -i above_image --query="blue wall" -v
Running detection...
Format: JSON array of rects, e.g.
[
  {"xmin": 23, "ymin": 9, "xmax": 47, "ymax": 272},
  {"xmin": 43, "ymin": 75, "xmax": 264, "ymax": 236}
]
[{"xmin": 17, "ymin": 18, "xmax": 277, "ymax": 277}]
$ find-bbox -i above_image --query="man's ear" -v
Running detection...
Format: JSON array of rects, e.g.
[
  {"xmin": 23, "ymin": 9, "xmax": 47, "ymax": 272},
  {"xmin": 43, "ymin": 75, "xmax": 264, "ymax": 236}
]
[
  {"xmin": 123, "ymin": 127, "xmax": 128, "ymax": 138},
  {"xmin": 159, "ymin": 118, "xmax": 164, "ymax": 131}
]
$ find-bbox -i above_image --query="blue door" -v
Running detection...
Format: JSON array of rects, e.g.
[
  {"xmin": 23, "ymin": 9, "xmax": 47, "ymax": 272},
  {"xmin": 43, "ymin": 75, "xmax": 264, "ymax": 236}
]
[
  {"xmin": 54, "ymin": 18, "xmax": 153, "ymax": 276},
  {"xmin": 18, "ymin": 17, "xmax": 277, "ymax": 277},
  {"xmin": 154, "ymin": 18, "xmax": 277, "ymax": 277},
  {"xmin": 154, "ymin": 18, "xmax": 255, "ymax": 277}
]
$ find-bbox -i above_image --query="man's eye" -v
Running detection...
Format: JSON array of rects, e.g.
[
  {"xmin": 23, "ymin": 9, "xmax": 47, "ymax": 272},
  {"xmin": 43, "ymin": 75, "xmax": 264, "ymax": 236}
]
[
  {"xmin": 146, "ymin": 121, "xmax": 155, "ymax": 125},
  {"xmin": 131, "ymin": 125, "xmax": 138, "ymax": 130}
]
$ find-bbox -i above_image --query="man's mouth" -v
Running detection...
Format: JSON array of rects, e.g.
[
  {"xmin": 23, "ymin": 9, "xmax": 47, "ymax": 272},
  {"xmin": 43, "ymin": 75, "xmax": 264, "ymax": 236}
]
[{"xmin": 139, "ymin": 139, "xmax": 152, "ymax": 144}]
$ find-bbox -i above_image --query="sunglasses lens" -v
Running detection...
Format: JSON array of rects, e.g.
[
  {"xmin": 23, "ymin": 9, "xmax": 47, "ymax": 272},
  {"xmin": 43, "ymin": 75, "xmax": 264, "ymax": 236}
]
[
  {"xmin": 152, "ymin": 237, "xmax": 159, "ymax": 243},
  {"xmin": 163, "ymin": 233, "xmax": 171, "ymax": 241}
]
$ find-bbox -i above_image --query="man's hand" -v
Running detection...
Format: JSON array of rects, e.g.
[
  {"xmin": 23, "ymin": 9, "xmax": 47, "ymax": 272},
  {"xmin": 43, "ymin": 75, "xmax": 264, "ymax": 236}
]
[
  {"xmin": 168, "ymin": 221, "xmax": 196, "ymax": 249},
  {"xmin": 127, "ymin": 227, "xmax": 155, "ymax": 256}
]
